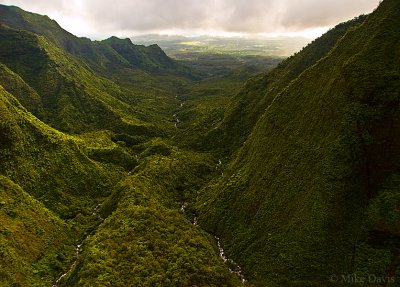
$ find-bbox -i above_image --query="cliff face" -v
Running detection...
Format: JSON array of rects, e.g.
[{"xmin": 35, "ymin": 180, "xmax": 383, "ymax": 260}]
[
  {"xmin": 199, "ymin": 0, "xmax": 400, "ymax": 285},
  {"xmin": 204, "ymin": 15, "xmax": 367, "ymax": 155}
]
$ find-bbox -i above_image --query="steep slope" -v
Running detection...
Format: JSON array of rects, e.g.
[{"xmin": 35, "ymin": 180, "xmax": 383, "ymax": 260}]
[
  {"xmin": 199, "ymin": 0, "xmax": 400, "ymax": 285},
  {"xmin": 63, "ymin": 150, "xmax": 241, "ymax": 287},
  {"xmin": 0, "ymin": 176, "xmax": 68, "ymax": 286},
  {"xmin": 0, "ymin": 64, "xmax": 44, "ymax": 117},
  {"xmin": 0, "ymin": 24, "xmax": 165, "ymax": 136},
  {"xmin": 203, "ymin": 15, "xmax": 367, "ymax": 155},
  {"xmin": 0, "ymin": 5, "xmax": 186, "ymax": 76},
  {"xmin": 0, "ymin": 84, "xmax": 128, "ymax": 285},
  {"xmin": 0, "ymin": 83, "xmax": 123, "ymax": 217},
  {"xmin": 100, "ymin": 36, "xmax": 180, "ymax": 72}
]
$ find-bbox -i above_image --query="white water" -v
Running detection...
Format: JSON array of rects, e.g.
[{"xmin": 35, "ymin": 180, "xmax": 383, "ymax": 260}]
[
  {"xmin": 180, "ymin": 202, "xmax": 188, "ymax": 212},
  {"xmin": 92, "ymin": 204, "xmax": 104, "ymax": 221},
  {"xmin": 215, "ymin": 159, "xmax": 224, "ymax": 176},
  {"xmin": 215, "ymin": 236, "xmax": 246, "ymax": 284},
  {"xmin": 52, "ymin": 244, "xmax": 81, "ymax": 286},
  {"xmin": 179, "ymin": 201, "xmax": 245, "ymax": 283},
  {"xmin": 53, "ymin": 204, "xmax": 103, "ymax": 286},
  {"xmin": 216, "ymin": 159, "xmax": 222, "ymax": 170},
  {"xmin": 172, "ymin": 113, "xmax": 180, "ymax": 128}
]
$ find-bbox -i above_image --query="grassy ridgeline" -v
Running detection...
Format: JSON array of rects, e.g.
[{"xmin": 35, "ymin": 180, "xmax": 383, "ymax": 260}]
[{"xmin": 0, "ymin": 25, "xmax": 166, "ymax": 136}]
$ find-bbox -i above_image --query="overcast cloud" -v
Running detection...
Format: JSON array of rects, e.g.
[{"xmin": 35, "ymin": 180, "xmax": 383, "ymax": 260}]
[{"xmin": 0, "ymin": 0, "xmax": 381, "ymax": 38}]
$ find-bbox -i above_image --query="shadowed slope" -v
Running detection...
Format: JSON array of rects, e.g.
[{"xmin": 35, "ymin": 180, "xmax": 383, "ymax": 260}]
[
  {"xmin": 199, "ymin": 0, "xmax": 400, "ymax": 285},
  {"xmin": 203, "ymin": 15, "xmax": 367, "ymax": 155}
]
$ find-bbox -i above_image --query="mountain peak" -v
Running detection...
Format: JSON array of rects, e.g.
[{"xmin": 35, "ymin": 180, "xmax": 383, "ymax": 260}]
[
  {"xmin": 0, "ymin": 5, "xmax": 187, "ymax": 75},
  {"xmin": 103, "ymin": 36, "xmax": 134, "ymax": 45}
]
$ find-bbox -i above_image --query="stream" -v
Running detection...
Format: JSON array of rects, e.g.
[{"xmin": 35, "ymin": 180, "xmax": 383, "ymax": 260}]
[
  {"xmin": 180, "ymin": 201, "xmax": 246, "ymax": 284},
  {"xmin": 216, "ymin": 159, "xmax": 223, "ymax": 176},
  {"xmin": 215, "ymin": 236, "xmax": 246, "ymax": 284},
  {"xmin": 52, "ymin": 204, "xmax": 103, "ymax": 286},
  {"xmin": 173, "ymin": 113, "xmax": 180, "ymax": 128},
  {"xmin": 172, "ymin": 101, "xmax": 185, "ymax": 128},
  {"xmin": 52, "ymin": 244, "xmax": 81, "ymax": 286}
]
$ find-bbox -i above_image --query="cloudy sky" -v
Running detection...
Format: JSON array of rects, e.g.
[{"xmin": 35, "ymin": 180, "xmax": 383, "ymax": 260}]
[{"xmin": 0, "ymin": 0, "xmax": 381, "ymax": 39}]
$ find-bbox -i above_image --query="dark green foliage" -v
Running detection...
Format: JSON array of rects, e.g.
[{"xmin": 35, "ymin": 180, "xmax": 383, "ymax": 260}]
[
  {"xmin": 0, "ymin": 5, "xmax": 189, "ymax": 76},
  {"xmin": 141, "ymin": 138, "xmax": 173, "ymax": 157},
  {"xmin": 64, "ymin": 151, "xmax": 241, "ymax": 286},
  {"xmin": 1, "ymin": 1, "xmax": 397, "ymax": 286},
  {"xmin": 111, "ymin": 133, "xmax": 148, "ymax": 147},
  {"xmin": 101, "ymin": 36, "xmax": 180, "ymax": 72},
  {"xmin": 0, "ymin": 64, "xmax": 44, "ymax": 117},
  {"xmin": 199, "ymin": 0, "xmax": 400, "ymax": 285},
  {"xmin": 0, "ymin": 176, "xmax": 69, "ymax": 286},
  {"xmin": 203, "ymin": 15, "xmax": 367, "ymax": 155},
  {"xmin": 86, "ymin": 147, "xmax": 138, "ymax": 171}
]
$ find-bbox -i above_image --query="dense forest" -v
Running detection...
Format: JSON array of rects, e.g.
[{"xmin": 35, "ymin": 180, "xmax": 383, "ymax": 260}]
[{"xmin": 0, "ymin": 0, "xmax": 399, "ymax": 286}]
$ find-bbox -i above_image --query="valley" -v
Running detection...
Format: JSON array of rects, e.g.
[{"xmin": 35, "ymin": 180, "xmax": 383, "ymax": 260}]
[{"xmin": 1, "ymin": 0, "xmax": 399, "ymax": 286}]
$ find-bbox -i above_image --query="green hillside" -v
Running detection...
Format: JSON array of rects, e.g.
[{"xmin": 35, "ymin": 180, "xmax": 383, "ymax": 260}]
[
  {"xmin": 0, "ymin": 5, "xmax": 249, "ymax": 286},
  {"xmin": 0, "ymin": 84, "xmax": 125, "ymax": 285},
  {"xmin": 0, "ymin": 5, "xmax": 187, "ymax": 76},
  {"xmin": 198, "ymin": 0, "xmax": 400, "ymax": 285},
  {"xmin": 1, "ymin": 0, "xmax": 397, "ymax": 286},
  {"xmin": 202, "ymin": 15, "xmax": 367, "ymax": 155},
  {"xmin": 0, "ymin": 83, "xmax": 122, "ymax": 214},
  {"xmin": 0, "ymin": 175, "xmax": 68, "ymax": 286},
  {"xmin": 0, "ymin": 24, "xmax": 170, "ymax": 136},
  {"xmin": 0, "ymin": 56, "xmax": 239, "ymax": 286},
  {"xmin": 64, "ymin": 150, "xmax": 241, "ymax": 286}
]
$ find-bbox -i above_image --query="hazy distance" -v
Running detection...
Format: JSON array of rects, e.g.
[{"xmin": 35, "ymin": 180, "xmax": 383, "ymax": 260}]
[{"xmin": 0, "ymin": 0, "xmax": 381, "ymax": 40}]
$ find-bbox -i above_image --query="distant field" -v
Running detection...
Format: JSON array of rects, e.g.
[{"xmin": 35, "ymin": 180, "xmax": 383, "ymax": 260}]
[
  {"xmin": 132, "ymin": 34, "xmax": 310, "ymax": 58},
  {"xmin": 132, "ymin": 34, "xmax": 308, "ymax": 77}
]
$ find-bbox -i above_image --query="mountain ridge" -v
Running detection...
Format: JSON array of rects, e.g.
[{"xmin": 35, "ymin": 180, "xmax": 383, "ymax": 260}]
[
  {"xmin": 0, "ymin": 4, "xmax": 249, "ymax": 286},
  {"xmin": 1, "ymin": 1, "xmax": 397, "ymax": 286},
  {"xmin": 198, "ymin": 0, "xmax": 400, "ymax": 285},
  {"xmin": 202, "ymin": 14, "xmax": 368, "ymax": 155},
  {"xmin": 0, "ymin": 5, "xmax": 184, "ymax": 74}
]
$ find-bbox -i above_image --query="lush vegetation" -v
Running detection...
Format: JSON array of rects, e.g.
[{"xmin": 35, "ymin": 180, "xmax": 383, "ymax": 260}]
[
  {"xmin": 64, "ymin": 150, "xmax": 241, "ymax": 286},
  {"xmin": 0, "ymin": 4, "xmax": 259, "ymax": 286},
  {"xmin": 198, "ymin": 0, "xmax": 400, "ymax": 285},
  {"xmin": 1, "ymin": 0, "xmax": 398, "ymax": 286},
  {"xmin": 0, "ymin": 175, "xmax": 68, "ymax": 286},
  {"xmin": 201, "ymin": 14, "xmax": 368, "ymax": 155}
]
